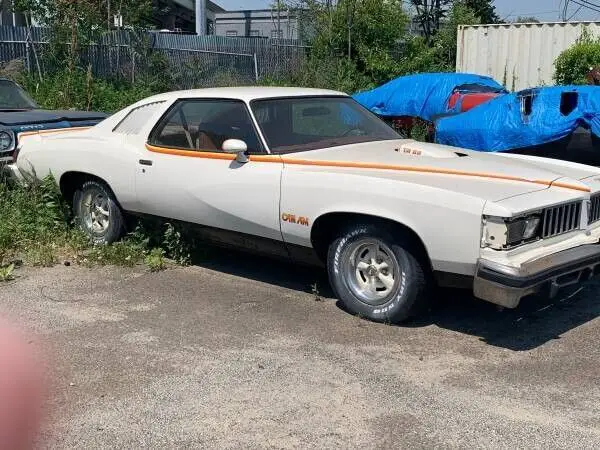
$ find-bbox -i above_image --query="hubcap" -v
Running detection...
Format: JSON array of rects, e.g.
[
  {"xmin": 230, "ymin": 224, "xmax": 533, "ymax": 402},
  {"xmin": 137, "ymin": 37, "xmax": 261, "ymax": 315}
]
[
  {"xmin": 82, "ymin": 189, "xmax": 110, "ymax": 235},
  {"xmin": 343, "ymin": 238, "xmax": 400, "ymax": 306}
]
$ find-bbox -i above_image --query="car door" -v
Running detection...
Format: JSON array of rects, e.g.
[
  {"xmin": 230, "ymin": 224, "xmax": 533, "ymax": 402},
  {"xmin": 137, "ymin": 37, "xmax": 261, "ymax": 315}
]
[{"xmin": 135, "ymin": 98, "xmax": 286, "ymax": 254}]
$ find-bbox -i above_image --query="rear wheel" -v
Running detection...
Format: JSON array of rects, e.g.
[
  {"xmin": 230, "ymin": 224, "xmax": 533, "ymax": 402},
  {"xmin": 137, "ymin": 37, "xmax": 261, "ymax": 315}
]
[
  {"xmin": 73, "ymin": 180, "xmax": 124, "ymax": 245},
  {"xmin": 327, "ymin": 224, "xmax": 429, "ymax": 323}
]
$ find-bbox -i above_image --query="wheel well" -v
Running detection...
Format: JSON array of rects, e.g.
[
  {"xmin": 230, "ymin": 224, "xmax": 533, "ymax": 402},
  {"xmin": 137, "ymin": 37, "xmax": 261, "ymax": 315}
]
[
  {"xmin": 59, "ymin": 172, "xmax": 115, "ymax": 204},
  {"xmin": 310, "ymin": 212, "xmax": 432, "ymax": 270}
]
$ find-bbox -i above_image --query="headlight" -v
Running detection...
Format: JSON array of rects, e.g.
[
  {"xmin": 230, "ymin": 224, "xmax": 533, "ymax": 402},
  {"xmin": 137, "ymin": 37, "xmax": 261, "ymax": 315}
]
[
  {"xmin": 482, "ymin": 214, "xmax": 541, "ymax": 250},
  {"xmin": 0, "ymin": 129, "xmax": 14, "ymax": 152}
]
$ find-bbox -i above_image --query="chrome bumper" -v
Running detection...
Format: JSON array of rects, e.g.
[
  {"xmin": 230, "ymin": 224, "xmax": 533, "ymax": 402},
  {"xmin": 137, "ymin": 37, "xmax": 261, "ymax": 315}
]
[{"xmin": 473, "ymin": 244, "xmax": 600, "ymax": 308}]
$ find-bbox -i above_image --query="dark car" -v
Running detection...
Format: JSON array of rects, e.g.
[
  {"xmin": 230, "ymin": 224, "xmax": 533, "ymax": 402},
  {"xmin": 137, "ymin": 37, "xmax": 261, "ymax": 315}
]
[{"xmin": 0, "ymin": 78, "xmax": 107, "ymax": 163}]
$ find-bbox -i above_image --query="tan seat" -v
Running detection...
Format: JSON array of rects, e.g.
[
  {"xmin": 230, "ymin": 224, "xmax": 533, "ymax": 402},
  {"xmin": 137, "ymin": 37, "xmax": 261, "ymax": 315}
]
[{"xmin": 196, "ymin": 131, "xmax": 219, "ymax": 151}]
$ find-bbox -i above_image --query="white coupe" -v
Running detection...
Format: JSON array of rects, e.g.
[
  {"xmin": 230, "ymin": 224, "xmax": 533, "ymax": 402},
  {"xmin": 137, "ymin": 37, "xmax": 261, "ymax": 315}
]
[{"xmin": 7, "ymin": 87, "xmax": 600, "ymax": 323}]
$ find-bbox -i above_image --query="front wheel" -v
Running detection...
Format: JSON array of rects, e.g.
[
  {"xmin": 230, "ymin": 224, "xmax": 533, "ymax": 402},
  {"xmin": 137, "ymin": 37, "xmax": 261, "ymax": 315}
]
[
  {"xmin": 327, "ymin": 224, "xmax": 429, "ymax": 324},
  {"xmin": 73, "ymin": 180, "xmax": 125, "ymax": 245}
]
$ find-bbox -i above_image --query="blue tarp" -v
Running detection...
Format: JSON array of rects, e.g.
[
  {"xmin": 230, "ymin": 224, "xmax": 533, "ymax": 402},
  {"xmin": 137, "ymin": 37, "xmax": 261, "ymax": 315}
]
[
  {"xmin": 435, "ymin": 86, "xmax": 600, "ymax": 152},
  {"xmin": 353, "ymin": 73, "xmax": 505, "ymax": 122}
]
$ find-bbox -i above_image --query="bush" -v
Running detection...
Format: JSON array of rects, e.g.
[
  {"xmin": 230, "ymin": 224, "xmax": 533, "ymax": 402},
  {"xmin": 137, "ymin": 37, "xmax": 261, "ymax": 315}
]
[
  {"xmin": 145, "ymin": 248, "xmax": 166, "ymax": 272},
  {"xmin": 260, "ymin": 57, "xmax": 373, "ymax": 93},
  {"xmin": 555, "ymin": 30, "xmax": 600, "ymax": 85},
  {"xmin": 20, "ymin": 68, "xmax": 160, "ymax": 113},
  {"xmin": 0, "ymin": 175, "xmax": 70, "ymax": 265}
]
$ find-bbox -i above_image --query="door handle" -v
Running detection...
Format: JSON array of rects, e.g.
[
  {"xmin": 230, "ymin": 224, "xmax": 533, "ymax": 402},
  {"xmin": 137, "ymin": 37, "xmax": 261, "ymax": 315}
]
[{"xmin": 139, "ymin": 159, "xmax": 153, "ymax": 166}]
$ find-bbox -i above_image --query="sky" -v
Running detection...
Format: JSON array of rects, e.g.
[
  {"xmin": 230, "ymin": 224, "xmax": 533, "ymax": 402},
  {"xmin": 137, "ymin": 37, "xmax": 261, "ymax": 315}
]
[{"xmin": 215, "ymin": 0, "xmax": 600, "ymax": 22}]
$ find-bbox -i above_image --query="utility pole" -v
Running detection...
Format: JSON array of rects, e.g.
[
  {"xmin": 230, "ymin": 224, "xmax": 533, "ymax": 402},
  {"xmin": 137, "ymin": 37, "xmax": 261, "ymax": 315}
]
[
  {"xmin": 196, "ymin": 0, "xmax": 206, "ymax": 35},
  {"xmin": 277, "ymin": 0, "xmax": 282, "ymax": 39}
]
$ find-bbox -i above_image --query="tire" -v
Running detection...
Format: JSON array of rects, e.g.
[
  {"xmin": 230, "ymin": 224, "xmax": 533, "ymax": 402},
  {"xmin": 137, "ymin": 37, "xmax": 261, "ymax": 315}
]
[
  {"xmin": 327, "ymin": 223, "xmax": 429, "ymax": 324},
  {"xmin": 73, "ymin": 180, "xmax": 124, "ymax": 245}
]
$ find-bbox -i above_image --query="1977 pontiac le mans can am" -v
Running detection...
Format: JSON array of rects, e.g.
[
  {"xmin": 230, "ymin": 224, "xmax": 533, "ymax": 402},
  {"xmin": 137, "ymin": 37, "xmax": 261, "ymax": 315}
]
[{"xmin": 7, "ymin": 87, "xmax": 600, "ymax": 323}]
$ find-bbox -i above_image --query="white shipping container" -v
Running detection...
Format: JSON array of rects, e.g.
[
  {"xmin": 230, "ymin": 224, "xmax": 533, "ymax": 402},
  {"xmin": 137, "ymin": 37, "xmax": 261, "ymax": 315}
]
[{"xmin": 456, "ymin": 22, "xmax": 600, "ymax": 91}]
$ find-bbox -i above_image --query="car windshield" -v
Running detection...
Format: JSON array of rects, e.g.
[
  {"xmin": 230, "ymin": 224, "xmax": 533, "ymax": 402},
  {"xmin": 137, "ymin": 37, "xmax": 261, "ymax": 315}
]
[
  {"xmin": 0, "ymin": 79, "xmax": 37, "ymax": 110},
  {"xmin": 251, "ymin": 96, "xmax": 400, "ymax": 154}
]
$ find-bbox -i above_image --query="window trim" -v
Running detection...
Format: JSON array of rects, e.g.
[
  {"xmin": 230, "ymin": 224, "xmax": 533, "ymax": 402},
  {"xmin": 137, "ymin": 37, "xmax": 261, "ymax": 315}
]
[{"xmin": 147, "ymin": 98, "xmax": 267, "ymax": 155}]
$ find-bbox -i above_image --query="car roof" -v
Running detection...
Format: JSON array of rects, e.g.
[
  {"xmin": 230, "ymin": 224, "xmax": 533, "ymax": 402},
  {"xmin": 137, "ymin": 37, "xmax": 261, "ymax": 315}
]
[{"xmin": 141, "ymin": 86, "xmax": 349, "ymax": 103}]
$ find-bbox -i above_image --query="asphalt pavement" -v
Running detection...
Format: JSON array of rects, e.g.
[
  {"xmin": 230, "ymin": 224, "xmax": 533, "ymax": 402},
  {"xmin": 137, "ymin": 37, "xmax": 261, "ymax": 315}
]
[{"xmin": 1, "ymin": 250, "xmax": 600, "ymax": 448}]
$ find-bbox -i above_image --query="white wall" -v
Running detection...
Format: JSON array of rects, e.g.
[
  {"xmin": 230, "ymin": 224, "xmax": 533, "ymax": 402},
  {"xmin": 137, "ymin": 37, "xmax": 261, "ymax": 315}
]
[{"xmin": 456, "ymin": 22, "xmax": 600, "ymax": 91}]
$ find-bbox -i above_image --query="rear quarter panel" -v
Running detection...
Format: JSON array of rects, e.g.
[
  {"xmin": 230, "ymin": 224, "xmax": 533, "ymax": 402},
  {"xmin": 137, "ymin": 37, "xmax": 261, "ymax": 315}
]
[
  {"xmin": 280, "ymin": 165, "xmax": 486, "ymax": 275},
  {"xmin": 17, "ymin": 132, "xmax": 139, "ymax": 209}
]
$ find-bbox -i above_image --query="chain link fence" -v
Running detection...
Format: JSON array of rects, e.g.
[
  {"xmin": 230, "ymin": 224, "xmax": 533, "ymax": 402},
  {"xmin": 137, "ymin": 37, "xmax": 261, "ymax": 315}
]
[{"xmin": 0, "ymin": 26, "xmax": 308, "ymax": 88}]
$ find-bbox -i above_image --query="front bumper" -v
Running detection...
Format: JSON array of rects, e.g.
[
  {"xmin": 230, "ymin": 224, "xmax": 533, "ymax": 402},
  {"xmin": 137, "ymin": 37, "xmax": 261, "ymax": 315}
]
[{"xmin": 474, "ymin": 244, "xmax": 600, "ymax": 308}]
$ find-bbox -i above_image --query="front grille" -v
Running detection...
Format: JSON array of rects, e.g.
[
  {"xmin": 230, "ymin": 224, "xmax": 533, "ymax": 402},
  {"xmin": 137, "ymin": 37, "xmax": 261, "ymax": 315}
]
[
  {"xmin": 541, "ymin": 202, "xmax": 581, "ymax": 239},
  {"xmin": 589, "ymin": 195, "xmax": 600, "ymax": 225}
]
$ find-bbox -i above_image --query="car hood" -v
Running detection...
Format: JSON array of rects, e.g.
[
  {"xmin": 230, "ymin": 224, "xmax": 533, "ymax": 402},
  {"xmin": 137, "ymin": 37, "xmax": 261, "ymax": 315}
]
[
  {"xmin": 0, "ymin": 109, "xmax": 107, "ymax": 127},
  {"xmin": 281, "ymin": 139, "xmax": 596, "ymax": 202}
]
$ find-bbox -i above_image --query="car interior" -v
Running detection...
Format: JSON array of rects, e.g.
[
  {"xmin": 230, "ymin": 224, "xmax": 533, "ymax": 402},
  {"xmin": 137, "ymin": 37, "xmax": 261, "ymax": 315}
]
[{"xmin": 152, "ymin": 101, "xmax": 262, "ymax": 153}]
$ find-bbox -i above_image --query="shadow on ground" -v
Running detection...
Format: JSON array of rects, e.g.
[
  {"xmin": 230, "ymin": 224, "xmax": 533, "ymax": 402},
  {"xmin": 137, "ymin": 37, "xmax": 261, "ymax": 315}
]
[
  {"xmin": 411, "ymin": 283, "xmax": 600, "ymax": 351},
  {"xmin": 191, "ymin": 246, "xmax": 600, "ymax": 352}
]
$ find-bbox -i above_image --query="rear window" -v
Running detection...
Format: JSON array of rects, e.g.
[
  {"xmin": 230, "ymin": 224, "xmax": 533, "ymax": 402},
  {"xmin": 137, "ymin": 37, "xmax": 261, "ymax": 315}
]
[{"xmin": 113, "ymin": 101, "xmax": 166, "ymax": 135}]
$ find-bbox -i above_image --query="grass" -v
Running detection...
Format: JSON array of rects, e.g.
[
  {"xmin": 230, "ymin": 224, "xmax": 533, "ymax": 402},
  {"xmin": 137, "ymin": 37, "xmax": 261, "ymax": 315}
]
[
  {"xmin": 0, "ymin": 263, "xmax": 14, "ymax": 281},
  {"xmin": 0, "ymin": 174, "xmax": 192, "ymax": 275},
  {"xmin": 145, "ymin": 248, "xmax": 167, "ymax": 272}
]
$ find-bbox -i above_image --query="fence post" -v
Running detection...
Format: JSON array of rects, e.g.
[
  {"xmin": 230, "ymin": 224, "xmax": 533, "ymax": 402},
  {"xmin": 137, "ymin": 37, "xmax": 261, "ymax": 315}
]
[
  {"xmin": 131, "ymin": 43, "xmax": 135, "ymax": 84},
  {"xmin": 25, "ymin": 40, "xmax": 31, "ymax": 74},
  {"xmin": 253, "ymin": 53, "xmax": 258, "ymax": 82}
]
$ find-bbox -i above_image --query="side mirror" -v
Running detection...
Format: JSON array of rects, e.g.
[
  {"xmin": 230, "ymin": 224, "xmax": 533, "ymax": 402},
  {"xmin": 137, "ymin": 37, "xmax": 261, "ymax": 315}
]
[{"xmin": 222, "ymin": 139, "xmax": 249, "ymax": 163}]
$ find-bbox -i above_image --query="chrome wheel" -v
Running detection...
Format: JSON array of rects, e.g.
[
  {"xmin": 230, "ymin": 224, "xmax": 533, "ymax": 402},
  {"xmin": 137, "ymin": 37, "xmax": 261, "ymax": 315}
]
[
  {"xmin": 342, "ymin": 238, "xmax": 401, "ymax": 306},
  {"xmin": 81, "ymin": 188, "xmax": 110, "ymax": 235}
]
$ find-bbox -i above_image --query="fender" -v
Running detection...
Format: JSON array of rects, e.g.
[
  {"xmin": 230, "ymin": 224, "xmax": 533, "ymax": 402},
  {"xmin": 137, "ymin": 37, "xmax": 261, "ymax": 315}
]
[
  {"xmin": 280, "ymin": 169, "xmax": 486, "ymax": 276},
  {"xmin": 17, "ymin": 134, "xmax": 138, "ymax": 209}
]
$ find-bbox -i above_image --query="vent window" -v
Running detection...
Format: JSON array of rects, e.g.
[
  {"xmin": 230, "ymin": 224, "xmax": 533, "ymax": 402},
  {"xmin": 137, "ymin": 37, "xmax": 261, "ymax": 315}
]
[{"xmin": 113, "ymin": 101, "xmax": 166, "ymax": 135}]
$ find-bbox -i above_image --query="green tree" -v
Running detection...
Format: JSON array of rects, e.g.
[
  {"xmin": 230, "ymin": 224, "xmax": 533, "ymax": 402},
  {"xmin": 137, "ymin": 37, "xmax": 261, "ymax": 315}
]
[
  {"xmin": 14, "ymin": 0, "xmax": 155, "ymax": 105},
  {"xmin": 463, "ymin": 0, "xmax": 499, "ymax": 24},
  {"xmin": 307, "ymin": 0, "xmax": 408, "ymax": 84},
  {"xmin": 554, "ymin": 30, "xmax": 600, "ymax": 85},
  {"xmin": 278, "ymin": 0, "xmax": 480, "ymax": 91},
  {"xmin": 432, "ymin": 0, "xmax": 480, "ymax": 69},
  {"xmin": 410, "ymin": 0, "xmax": 452, "ymax": 43}
]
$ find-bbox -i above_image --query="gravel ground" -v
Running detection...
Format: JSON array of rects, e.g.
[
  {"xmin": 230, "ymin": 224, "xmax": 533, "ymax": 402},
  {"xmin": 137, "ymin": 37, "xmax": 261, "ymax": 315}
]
[{"xmin": 1, "ymin": 250, "xmax": 600, "ymax": 449}]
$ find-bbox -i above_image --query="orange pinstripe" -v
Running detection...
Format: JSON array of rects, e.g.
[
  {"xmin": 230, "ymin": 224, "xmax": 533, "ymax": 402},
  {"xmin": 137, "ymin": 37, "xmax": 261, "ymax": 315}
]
[
  {"xmin": 18, "ymin": 127, "xmax": 91, "ymax": 139},
  {"xmin": 145, "ymin": 143, "xmax": 591, "ymax": 193}
]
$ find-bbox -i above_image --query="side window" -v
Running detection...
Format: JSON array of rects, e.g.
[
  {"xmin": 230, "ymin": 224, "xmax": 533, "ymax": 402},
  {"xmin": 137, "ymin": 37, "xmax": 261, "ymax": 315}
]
[
  {"xmin": 113, "ymin": 101, "xmax": 166, "ymax": 135},
  {"xmin": 149, "ymin": 99, "xmax": 262, "ymax": 153}
]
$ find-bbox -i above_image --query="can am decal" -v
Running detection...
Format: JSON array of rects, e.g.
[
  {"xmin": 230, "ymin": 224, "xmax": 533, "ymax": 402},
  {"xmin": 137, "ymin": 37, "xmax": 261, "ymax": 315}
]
[{"xmin": 281, "ymin": 213, "xmax": 309, "ymax": 226}]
